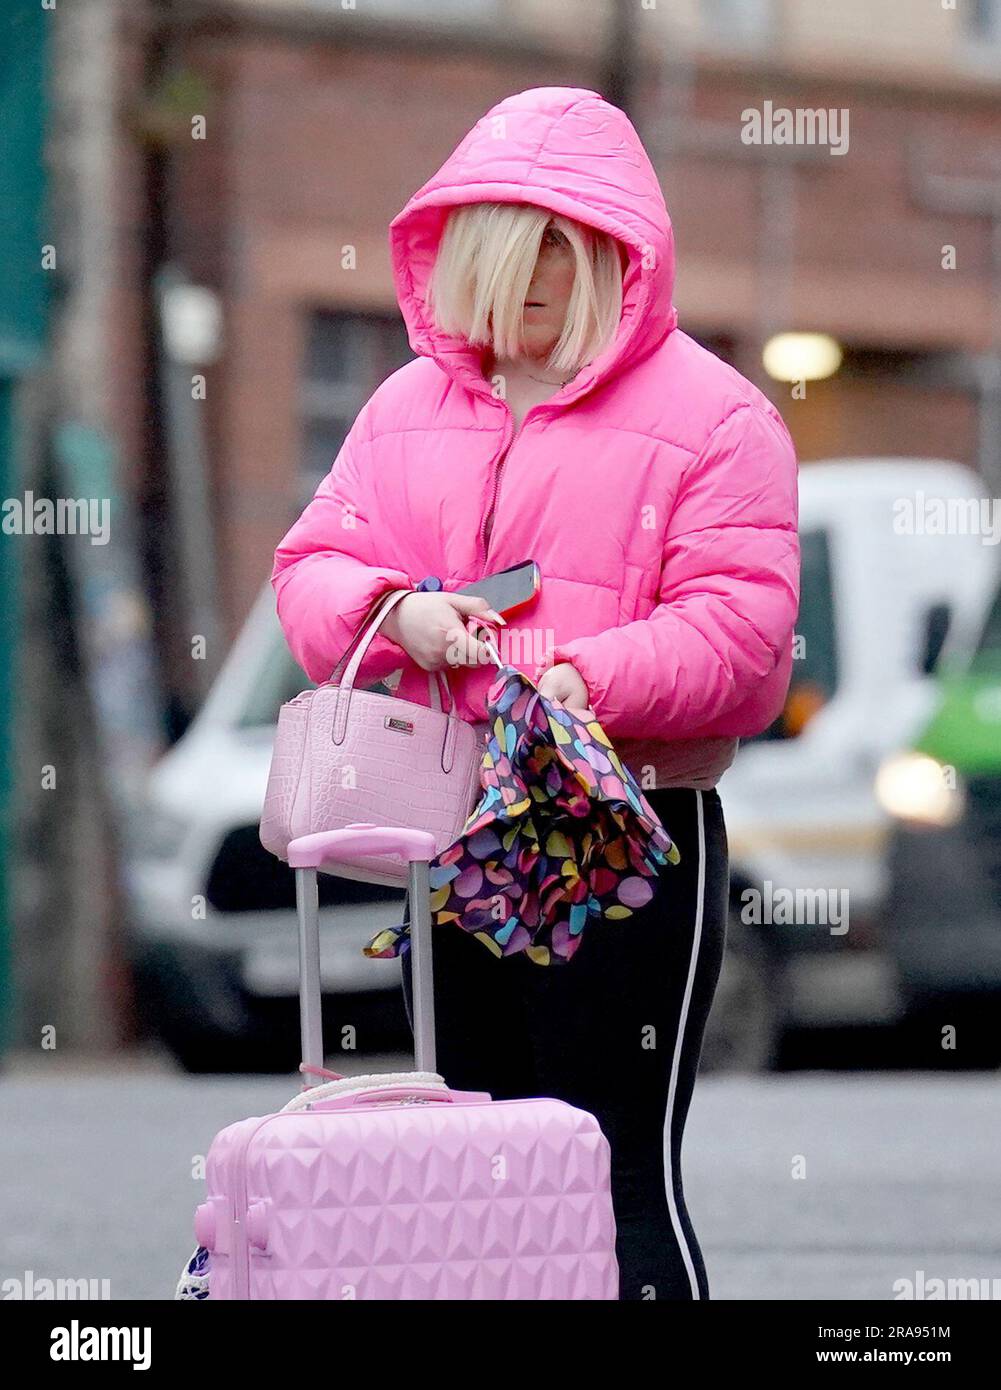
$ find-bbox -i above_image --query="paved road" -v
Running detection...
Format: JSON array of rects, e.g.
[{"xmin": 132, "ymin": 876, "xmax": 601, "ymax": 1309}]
[{"xmin": 1, "ymin": 1055, "xmax": 998, "ymax": 1301}]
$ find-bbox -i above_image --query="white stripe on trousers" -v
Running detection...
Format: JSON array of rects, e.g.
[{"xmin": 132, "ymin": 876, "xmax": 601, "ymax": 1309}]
[{"xmin": 661, "ymin": 787, "xmax": 707, "ymax": 1299}]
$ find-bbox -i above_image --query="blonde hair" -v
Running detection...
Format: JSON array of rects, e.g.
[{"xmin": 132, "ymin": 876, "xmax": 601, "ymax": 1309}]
[{"xmin": 426, "ymin": 202, "xmax": 624, "ymax": 377}]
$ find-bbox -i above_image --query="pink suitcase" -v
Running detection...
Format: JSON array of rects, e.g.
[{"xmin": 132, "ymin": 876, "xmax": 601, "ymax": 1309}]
[{"xmin": 193, "ymin": 825, "xmax": 619, "ymax": 1299}]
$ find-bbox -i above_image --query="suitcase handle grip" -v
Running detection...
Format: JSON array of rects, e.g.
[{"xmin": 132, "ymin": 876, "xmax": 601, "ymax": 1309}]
[
  {"xmin": 305, "ymin": 1085, "xmax": 492, "ymax": 1112},
  {"xmin": 288, "ymin": 825, "xmax": 436, "ymax": 868}
]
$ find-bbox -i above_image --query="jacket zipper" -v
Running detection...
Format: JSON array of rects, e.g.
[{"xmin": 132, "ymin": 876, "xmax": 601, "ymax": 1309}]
[
  {"xmin": 480, "ymin": 409, "xmax": 514, "ymax": 571},
  {"xmin": 481, "ymin": 400, "xmax": 550, "ymax": 572}
]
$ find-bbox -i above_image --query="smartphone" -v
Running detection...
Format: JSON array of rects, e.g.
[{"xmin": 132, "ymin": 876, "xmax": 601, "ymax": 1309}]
[{"xmin": 455, "ymin": 560, "xmax": 540, "ymax": 618}]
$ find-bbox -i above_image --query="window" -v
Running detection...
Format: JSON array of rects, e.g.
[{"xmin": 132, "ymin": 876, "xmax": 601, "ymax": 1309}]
[
  {"xmin": 300, "ymin": 310, "xmax": 412, "ymax": 490},
  {"xmin": 254, "ymin": 308, "xmax": 413, "ymax": 721},
  {"xmin": 961, "ymin": 0, "xmax": 1001, "ymax": 67},
  {"xmin": 237, "ymin": 628, "xmax": 314, "ymax": 729},
  {"xmin": 237, "ymin": 621, "xmax": 397, "ymax": 729},
  {"xmin": 701, "ymin": 0, "xmax": 773, "ymax": 46},
  {"xmin": 967, "ymin": 0, "xmax": 1001, "ymax": 43},
  {"xmin": 746, "ymin": 525, "xmax": 838, "ymax": 743},
  {"xmin": 690, "ymin": 330, "xmax": 738, "ymax": 368},
  {"xmin": 970, "ymin": 581, "xmax": 1001, "ymax": 676}
]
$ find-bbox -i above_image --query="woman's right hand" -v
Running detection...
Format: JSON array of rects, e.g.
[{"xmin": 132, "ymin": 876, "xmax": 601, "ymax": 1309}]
[{"xmin": 381, "ymin": 591, "xmax": 504, "ymax": 671}]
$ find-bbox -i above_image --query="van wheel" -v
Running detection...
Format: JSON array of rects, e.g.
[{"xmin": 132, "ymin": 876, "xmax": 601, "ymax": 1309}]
[
  {"xmin": 132, "ymin": 939, "xmax": 412, "ymax": 1073},
  {"xmin": 899, "ymin": 994, "xmax": 1001, "ymax": 1070},
  {"xmin": 699, "ymin": 906, "xmax": 780, "ymax": 1073},
  {"xmin": 132, "ymin": 940, "xmax": 299, "ymax": 1074}
]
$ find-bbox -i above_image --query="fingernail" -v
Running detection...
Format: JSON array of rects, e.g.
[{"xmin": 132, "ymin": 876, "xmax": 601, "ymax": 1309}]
[{"xmin": 484, "ymin": 609, "xmax": 507, "ymax": 625}]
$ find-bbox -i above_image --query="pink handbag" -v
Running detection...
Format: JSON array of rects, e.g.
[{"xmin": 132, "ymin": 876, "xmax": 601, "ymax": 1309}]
[{"xmin": 259, "ymin": 588, "xmax": 484, "ymax": 885}]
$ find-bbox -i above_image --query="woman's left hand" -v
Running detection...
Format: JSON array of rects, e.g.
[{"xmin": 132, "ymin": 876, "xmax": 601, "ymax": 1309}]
[{"xmin": 537, "ymin": 662, "xmax": 595, "ymax": 719}]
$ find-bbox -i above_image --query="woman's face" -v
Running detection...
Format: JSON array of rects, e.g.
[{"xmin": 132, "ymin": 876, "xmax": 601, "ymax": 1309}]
[{"xmin": 520, "ymin": 222, "xmax": 575, "ymax": 360}]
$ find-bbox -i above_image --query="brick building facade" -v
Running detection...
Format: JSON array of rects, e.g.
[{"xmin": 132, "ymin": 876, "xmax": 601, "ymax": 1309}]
[{"xmin": 110, "ymin": 1, "xmax": 1001, "ymax": 693}]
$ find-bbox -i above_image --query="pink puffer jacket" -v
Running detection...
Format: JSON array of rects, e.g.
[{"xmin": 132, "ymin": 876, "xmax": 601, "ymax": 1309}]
[{"xmin": 271, "ymin": 86, "xmax": 800, "ymax": 786}]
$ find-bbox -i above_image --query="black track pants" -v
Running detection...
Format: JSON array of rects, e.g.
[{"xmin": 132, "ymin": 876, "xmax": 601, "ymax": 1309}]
[{"xmin": 401, "ymin": 786, "xmax": 729, "ymax": 1300}]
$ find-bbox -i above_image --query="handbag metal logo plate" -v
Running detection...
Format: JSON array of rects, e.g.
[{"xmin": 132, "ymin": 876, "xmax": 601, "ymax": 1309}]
[{"xmin": 385, "ymin": 716, "xmax": 415, "ymax": 735}]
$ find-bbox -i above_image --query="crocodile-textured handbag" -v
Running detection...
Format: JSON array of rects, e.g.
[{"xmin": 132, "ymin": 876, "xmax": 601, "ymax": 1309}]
[{"xmin": 259, "ymin": 588, "xmax": 484, "ymax": 886}]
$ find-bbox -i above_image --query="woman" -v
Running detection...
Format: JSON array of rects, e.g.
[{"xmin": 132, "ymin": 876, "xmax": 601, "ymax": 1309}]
[{"xmin": 272, "ymin": 86, "xmax": 800, "ymax": 1300}]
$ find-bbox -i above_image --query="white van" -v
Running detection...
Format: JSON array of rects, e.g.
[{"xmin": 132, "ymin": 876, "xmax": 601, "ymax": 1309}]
[
  {"xmin": 708, "ymin": 459, "xmax": 999, "ymax": 1068},
  {"xmin": 125, "ymin": 458, "xmax": 998, "ymax": 1072}
]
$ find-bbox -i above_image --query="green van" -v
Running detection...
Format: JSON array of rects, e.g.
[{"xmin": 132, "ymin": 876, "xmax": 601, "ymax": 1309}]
[{"xmin": 876, "ymin": 572, "xmax": 1001, "ymax": 1065}]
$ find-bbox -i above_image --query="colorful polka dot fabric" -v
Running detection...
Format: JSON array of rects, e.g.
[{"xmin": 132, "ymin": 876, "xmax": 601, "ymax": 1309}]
[{"xmin": 363, "ymin": 663, "xmax": 680, "ymax": 966}]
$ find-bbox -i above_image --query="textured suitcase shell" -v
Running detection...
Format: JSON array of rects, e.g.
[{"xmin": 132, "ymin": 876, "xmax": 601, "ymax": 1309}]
[{"xmin": 198, "ymin": 1092, "xmax": 618, "ymax": 1300}]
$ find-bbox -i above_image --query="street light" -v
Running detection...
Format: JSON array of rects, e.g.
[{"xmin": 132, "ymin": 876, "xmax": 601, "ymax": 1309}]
[
  {"xmin": 161, "ymin": 282, "xmax": 222, "ymax": 366},
  {"xmin": 763, "ymin": 331, "xmax": 843, "ymax": 383}
]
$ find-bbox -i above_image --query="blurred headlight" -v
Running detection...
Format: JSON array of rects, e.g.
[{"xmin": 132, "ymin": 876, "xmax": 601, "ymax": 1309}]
[
  {"xmin": 128, "ymin": 807, "xmax": 190, "ymax": 860},
  {"xmin": 781, "ymin": 680, "xmax": 828, "ymax": 737},
  {"xmin": 874, "ymin": 752, "xmax": 966, "ymax": 828}
]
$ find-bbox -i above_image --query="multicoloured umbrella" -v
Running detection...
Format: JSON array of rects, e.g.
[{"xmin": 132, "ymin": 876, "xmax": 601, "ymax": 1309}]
[{"xmin": 363, "ymin": 650, "xmax": 680, "ymax": 966}]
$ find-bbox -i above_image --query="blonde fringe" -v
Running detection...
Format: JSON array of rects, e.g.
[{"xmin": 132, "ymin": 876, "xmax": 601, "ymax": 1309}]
[{"xmin": 427, "ymin": 202, "xmax": 623, "ymax": 377}]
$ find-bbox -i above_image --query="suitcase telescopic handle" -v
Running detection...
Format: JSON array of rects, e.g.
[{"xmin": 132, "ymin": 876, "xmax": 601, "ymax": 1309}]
[{"xmin": 289, "ymin": 826, "xmax": 438, "ymax": 1083}]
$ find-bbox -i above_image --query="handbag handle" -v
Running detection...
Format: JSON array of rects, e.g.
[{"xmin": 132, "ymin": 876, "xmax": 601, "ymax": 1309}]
[
  {"xmin": 327, "ymin": 587, "xmax": 408, "ymax": 683},
  {"xmin": 326, "ymin": 588, "xmax": 452, "ymax": 714},
  {"xmin": 331, "ymin": 589, "xmax": 472, "ymax": 772}
]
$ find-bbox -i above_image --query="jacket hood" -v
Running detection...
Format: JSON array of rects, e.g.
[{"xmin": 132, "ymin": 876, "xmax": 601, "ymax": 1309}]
[{"xmin": 388, "ymin": 86, "xmax": 678, "ymax": 406}]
